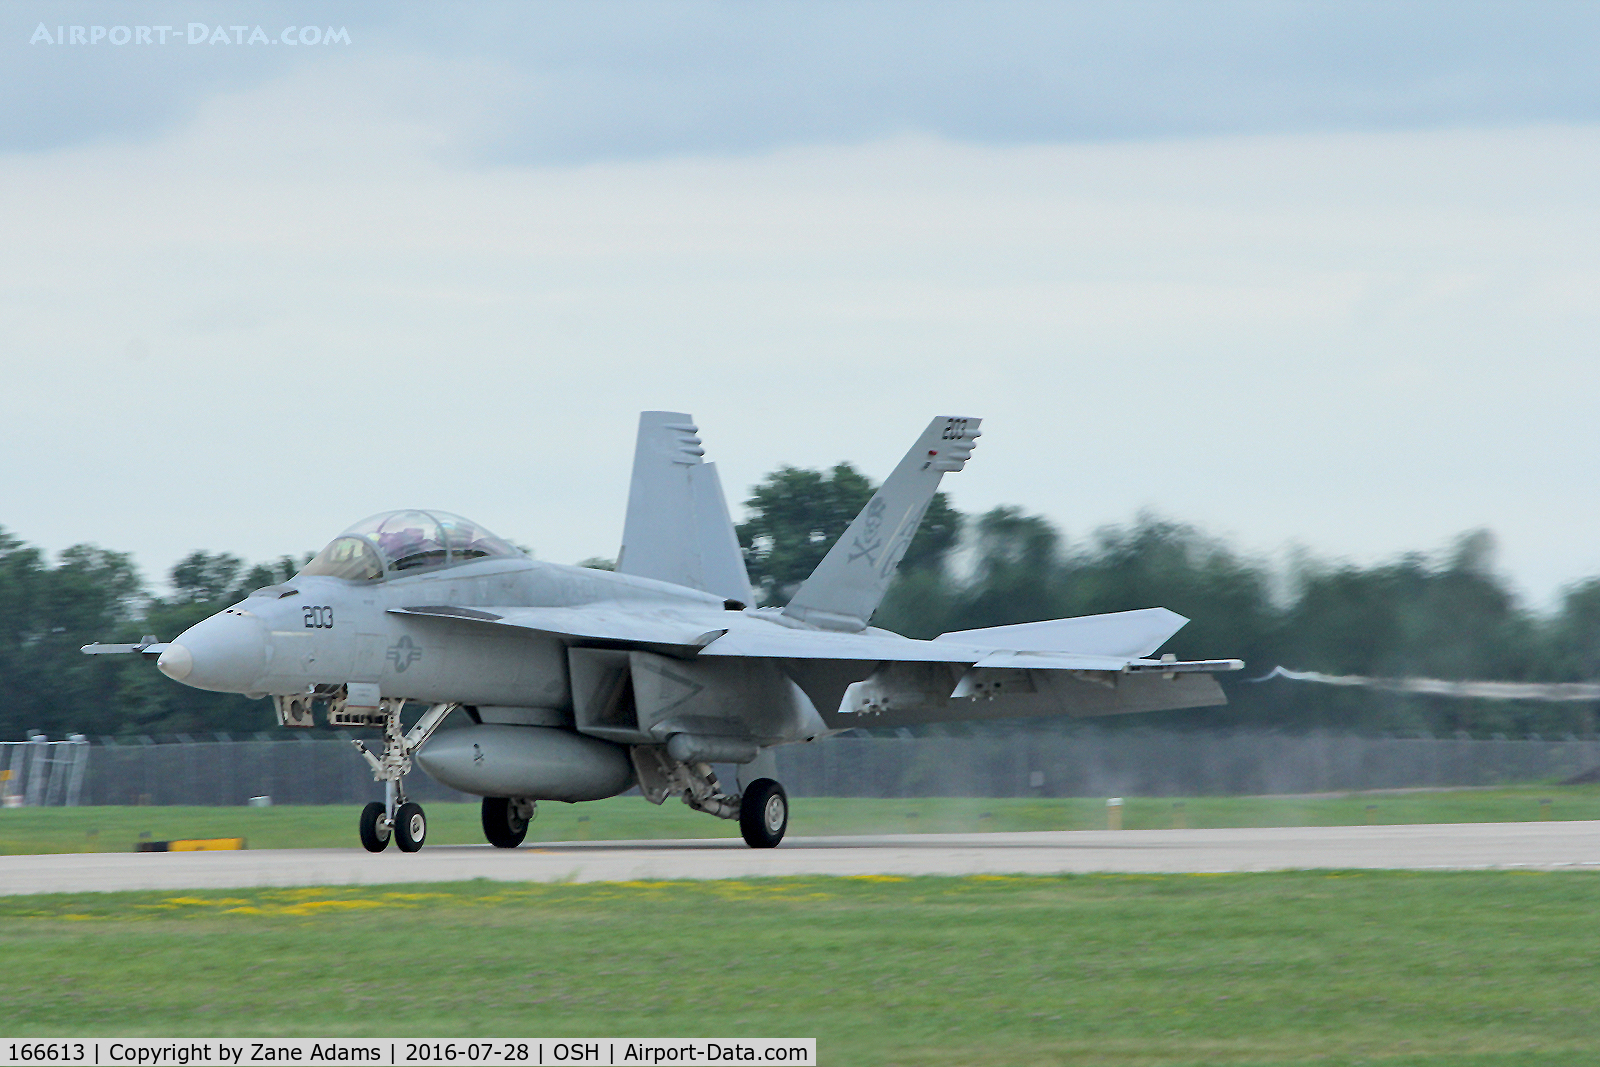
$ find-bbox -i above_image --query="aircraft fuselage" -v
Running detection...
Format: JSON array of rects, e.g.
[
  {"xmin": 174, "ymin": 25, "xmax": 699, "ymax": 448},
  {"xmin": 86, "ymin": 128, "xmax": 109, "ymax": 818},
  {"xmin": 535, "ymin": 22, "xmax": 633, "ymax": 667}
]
[{"xmin": 161, "ymin": 557, "xmax": 733, "ymax": 711}]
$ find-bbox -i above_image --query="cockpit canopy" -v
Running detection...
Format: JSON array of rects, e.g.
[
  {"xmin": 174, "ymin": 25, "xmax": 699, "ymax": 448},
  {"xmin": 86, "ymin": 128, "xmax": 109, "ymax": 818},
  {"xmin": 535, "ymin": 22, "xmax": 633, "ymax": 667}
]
[{"xmin": 298, "ymin": 510, "xmax": 522, "ymax": 582}]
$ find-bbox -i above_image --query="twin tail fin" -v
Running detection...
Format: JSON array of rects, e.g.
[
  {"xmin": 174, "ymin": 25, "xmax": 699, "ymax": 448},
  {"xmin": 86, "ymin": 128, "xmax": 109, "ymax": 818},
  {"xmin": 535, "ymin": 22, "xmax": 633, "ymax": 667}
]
[{"xmin": 782, "ymin": 416, "xmax": 980, "ymax": 632}]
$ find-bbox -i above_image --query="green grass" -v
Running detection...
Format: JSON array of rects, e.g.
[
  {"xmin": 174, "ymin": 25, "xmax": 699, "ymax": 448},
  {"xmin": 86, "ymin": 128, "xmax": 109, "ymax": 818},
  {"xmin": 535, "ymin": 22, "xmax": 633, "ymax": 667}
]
[
  {"xmin": 1, "ymin": 871, "xmax": 1597, "ymax": 1066},
  {"xmin": 3, "ymin": 786, "xmax": 1599, "ymax": 855}
]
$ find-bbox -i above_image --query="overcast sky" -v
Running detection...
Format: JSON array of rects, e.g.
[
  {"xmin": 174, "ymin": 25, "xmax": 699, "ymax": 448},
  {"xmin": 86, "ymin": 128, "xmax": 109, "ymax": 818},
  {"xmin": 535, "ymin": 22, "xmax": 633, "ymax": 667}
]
[{"xmin": 6, "ymin": 1, "xmax": 1600, "ymax": 608}]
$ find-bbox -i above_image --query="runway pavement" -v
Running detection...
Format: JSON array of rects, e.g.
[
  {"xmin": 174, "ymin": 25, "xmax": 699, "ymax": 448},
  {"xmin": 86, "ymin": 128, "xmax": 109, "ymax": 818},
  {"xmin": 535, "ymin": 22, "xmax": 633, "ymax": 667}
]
[{"xmin": 2, "ymin": 821, "xmax": 1598, "ymax": 895}]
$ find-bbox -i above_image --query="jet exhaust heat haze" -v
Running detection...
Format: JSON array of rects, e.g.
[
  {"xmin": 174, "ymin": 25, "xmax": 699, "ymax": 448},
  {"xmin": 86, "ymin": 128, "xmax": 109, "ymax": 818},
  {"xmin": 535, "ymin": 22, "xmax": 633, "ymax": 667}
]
[
  {"xmin": 86, "ymin": 414, "xmax": 1243, "ymax": 850},
  {"xmin": 1251, "ymin": 665, "xmax": 1600, "ymax": 702}
]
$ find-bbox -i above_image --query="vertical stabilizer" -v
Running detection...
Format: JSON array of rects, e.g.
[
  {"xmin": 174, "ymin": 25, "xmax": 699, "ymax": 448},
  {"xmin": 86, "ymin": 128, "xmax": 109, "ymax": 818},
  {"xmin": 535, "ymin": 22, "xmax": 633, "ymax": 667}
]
[
  {"xmin": 783, "ymin": 416, "xmax": 980, "ymax": 632},
  {"xmin": 615, "ymin": 412, "xmax": 754, "ymax": 605}
]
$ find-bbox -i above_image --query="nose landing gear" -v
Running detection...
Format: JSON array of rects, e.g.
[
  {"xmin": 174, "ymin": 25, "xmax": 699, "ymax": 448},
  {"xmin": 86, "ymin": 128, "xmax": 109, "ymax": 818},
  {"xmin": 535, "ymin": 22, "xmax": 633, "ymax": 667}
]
[
  {"xmin": 350, "ymin": 699, "xmax": 457, "ymax": 853},
  {"xmin": 358, "ymin": 801, "xmax": 391, "ymax": 852}
]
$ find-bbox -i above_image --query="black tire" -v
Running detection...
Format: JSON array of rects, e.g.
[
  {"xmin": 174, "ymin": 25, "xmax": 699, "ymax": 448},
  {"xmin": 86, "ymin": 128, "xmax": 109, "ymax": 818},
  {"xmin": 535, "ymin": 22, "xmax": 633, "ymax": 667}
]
[
  {"xmin": 739, "ymin": 778, "xmax": 788, "ymax": 848},
  {"xmin": 395, "ymin": 801, "xmax": 427, "ymax": 852},
  {"xmin": 358, "ymin": 801, "xmax": 390, "ymax": 853},
  {"xmin": 481, "ymin": 796, "xmax": 529, "ymax": 849}
]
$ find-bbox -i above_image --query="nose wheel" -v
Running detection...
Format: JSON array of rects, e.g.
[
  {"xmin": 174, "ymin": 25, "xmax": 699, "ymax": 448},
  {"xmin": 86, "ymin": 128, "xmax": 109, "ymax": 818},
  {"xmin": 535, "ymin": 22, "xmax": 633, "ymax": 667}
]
[
  {"xmin": 358, "ymin": 801, "xmax": 391, "ymax": 852},
  {"xmin": 357, "ymin": 796, "xmax": 426, "ymax": 852},
  {"xmin": 395, "ymin": 801, "xmax": 427, "ymax": 852}
]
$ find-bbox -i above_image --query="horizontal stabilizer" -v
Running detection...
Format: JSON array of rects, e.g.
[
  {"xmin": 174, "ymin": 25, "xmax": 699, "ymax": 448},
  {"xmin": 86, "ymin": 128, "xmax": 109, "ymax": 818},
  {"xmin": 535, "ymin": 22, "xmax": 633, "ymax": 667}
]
[{"xmin": 938, "ymin": 607, "xmax": 1189, "ymax": 659}]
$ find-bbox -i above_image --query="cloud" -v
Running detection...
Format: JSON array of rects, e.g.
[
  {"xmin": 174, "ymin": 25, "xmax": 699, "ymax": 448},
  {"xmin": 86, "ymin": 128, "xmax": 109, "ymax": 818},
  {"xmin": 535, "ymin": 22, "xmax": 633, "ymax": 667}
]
[
  {"xmin": 4, "ymin": 55, "xmax": 1600, "ymax": 608},
  {"xmin": 1, "ymin": 0, "xmax": 393, "ymax": 152},
  {"xmin": 8, "ymin": 1, "xmax": 1600, "ymax": 162}
]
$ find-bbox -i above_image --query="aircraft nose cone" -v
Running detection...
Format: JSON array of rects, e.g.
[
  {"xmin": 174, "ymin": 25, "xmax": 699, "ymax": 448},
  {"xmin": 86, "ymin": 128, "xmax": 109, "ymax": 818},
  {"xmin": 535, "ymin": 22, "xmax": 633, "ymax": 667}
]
[
  {"xmin": 164, "ymin": 611, "xmax": 268, "ymax": 693},
  {"xmin": 156, "ymin": 643, "xmax": 193, "ymax": 681}
]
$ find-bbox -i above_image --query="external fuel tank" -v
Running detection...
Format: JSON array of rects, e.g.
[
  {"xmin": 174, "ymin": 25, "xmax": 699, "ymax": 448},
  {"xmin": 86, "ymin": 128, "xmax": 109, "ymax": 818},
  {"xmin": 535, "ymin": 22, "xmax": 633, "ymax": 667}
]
[{"xmin": 414, "ymin": 724, "xmax": 635, "ymax": 801}]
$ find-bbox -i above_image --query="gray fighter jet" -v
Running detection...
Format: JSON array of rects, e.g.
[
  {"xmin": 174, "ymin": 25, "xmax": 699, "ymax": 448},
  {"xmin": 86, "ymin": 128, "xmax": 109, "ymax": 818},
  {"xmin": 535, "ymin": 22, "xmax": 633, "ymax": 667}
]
[{"xmin": 86, "ymin": 414, "xmax": 1242, "ymax": 850}]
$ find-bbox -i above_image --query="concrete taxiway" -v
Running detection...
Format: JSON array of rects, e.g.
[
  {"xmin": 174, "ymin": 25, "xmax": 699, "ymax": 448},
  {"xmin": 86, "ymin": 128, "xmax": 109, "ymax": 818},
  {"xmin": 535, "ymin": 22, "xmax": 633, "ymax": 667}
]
[{"xmin": 2, "ymin": 821, "xmax": 1597, "ymax": 895}]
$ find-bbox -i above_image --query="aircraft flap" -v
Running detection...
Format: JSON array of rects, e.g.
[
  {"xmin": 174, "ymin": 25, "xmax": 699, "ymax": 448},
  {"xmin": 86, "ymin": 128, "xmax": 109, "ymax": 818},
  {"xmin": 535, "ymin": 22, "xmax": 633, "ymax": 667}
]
[{"xmin": 970, "ymin": 650, "xmax": 1243, "ymax": 673}]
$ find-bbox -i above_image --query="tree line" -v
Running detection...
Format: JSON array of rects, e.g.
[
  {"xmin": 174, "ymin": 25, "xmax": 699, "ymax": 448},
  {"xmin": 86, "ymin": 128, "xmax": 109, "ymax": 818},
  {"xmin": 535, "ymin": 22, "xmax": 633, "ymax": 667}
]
[
  {"xmin": 5, "ymin": 462, "xmax": 1599, "ymax": 739},
  {"xmin": 739, "ymin": 466, "xmax": 1600, "ymax": 738},
  {"xmin": 0, "ymin": 531, "xmax": 307, "ymax": 741}
]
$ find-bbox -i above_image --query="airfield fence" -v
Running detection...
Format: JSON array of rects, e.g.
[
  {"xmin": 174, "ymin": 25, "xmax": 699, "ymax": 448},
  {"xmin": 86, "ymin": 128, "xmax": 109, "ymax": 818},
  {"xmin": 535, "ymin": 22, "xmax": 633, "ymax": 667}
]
[
  {"xmin": 774, "ymin": 730, "xmax": 1600, "ymax": 798},
  {"xmin": 8, "ymin": 728, "xmax": 1600, "ymax": 806},
  {"xmin": 1, "ymin": 734, "xmax": 90, "ymax": 807}
]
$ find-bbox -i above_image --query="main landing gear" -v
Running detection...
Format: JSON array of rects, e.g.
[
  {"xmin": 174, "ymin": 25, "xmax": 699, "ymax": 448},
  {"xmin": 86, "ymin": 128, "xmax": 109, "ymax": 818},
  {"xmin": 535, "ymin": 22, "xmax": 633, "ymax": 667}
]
[
  {"xmin": 350, "ymin": 698, "xmax": 457, "ymax": 853},
  {"xmin": 631, "ymin": 747, "xmax": 790, "ymax": 849},
  {"xmin": 482, "ymin": 796, "xmax": 536, "ymax": 848},
  {"xmin": 739, "ymin": 778, "xmax": 788, "ymax": 849}
]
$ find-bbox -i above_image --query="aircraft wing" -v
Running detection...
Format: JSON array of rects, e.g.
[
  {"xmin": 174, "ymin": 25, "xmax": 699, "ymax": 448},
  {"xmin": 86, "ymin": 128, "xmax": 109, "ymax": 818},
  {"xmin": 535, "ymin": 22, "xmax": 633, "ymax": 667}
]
[
  {"xmin": 937, "ymin": 607, "xmax": 1188, "ymax": 659},
  {"xmin": 393, "ymin": 603, "xmax": 1239, "ymax": 672},
  {"xmin": 965, "ymin": 650, "xmax": 1245, "ymax": 673},
  {"xmin": 700, "ymin": 621, "xmax": 1241, "ymax": 726},
  {"xmin": 702, "ymin": 626, "xmax": 1236, "ymax": 671},
  {"xmin": 390, "ymin": 603, "xmax": 1241, "ymax": 726},
  {"xmin": 700, "ymin": 626, "xmax": 1126, "ymax": 670}
]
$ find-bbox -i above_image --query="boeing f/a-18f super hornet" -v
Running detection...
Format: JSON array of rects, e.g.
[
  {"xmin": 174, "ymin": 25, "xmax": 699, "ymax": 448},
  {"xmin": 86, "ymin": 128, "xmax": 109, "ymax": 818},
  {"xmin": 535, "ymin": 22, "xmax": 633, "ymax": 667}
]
[{"xmin": 87, "ymin": 414, "xmax": 1243, "ymax": 851}]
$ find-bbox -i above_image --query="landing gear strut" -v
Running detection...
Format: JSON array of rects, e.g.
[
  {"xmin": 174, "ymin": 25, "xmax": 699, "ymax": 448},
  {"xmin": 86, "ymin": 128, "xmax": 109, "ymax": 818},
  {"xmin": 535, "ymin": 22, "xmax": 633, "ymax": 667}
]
[{"xmin": 350, "ymin": 699, "xmax": 457, "ymax": 854}]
